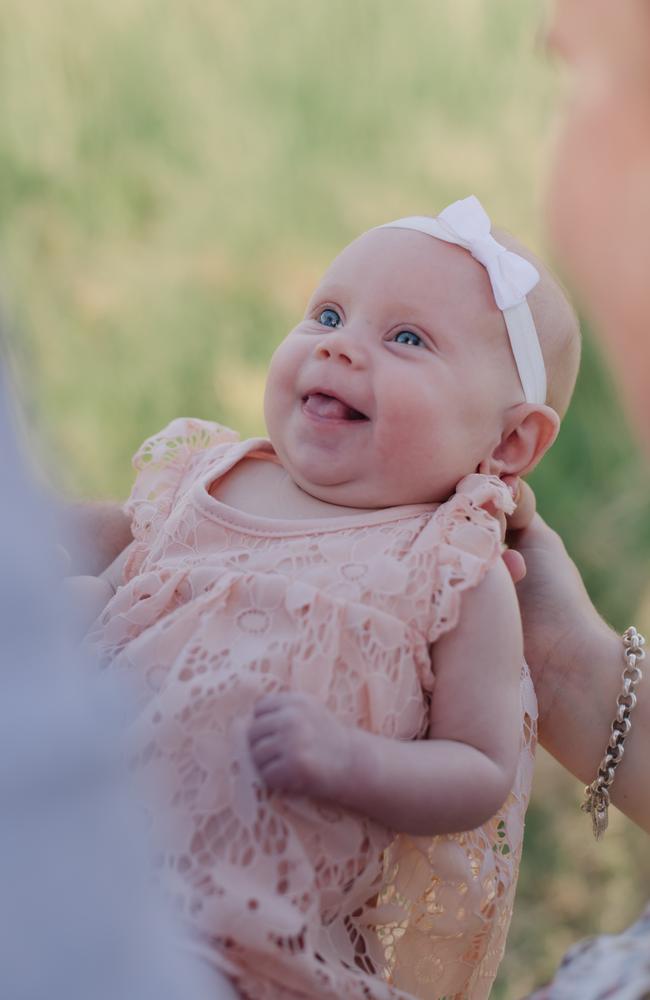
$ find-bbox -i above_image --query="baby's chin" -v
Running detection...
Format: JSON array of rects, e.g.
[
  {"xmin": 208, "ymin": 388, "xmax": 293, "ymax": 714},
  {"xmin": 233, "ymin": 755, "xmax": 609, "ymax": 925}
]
[
  {"xmin": 292, "ymin": 475, "xmax": 381, "ymax": 511},
  {"xmin": 275, "ymin": 445, "xmax": 457, "ymax": 510},
  {"xmin": 291, "ymin": 472, "xmax": 446, "ymax": 512}
]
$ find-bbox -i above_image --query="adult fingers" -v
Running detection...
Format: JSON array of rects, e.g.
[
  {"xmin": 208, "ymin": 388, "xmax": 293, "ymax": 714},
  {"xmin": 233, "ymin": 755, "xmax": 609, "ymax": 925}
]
[
  {"xmin": 506, "ymin": 480, "xmax": 537, "ymax": 533},
  {"xmin": 502, "ymin": 547, "xmax": 527, "ymax": 583}
]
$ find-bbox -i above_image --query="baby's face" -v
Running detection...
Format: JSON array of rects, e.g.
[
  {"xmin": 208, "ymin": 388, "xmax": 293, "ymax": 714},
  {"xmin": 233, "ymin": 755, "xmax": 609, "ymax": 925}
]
[{"xmin": 264, "ymin": 228, "xmax": 524, "ymax": 509}]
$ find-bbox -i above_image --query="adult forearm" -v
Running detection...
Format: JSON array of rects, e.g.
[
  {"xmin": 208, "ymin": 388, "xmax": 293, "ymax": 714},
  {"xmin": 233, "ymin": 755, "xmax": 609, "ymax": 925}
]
[
  {"xmin": 539, "ymin": 620, "xmax": 650, "ymax": 834},
  {"xmin": 336, "ymin": 728, "xmax": 513, "ymax": 837}
]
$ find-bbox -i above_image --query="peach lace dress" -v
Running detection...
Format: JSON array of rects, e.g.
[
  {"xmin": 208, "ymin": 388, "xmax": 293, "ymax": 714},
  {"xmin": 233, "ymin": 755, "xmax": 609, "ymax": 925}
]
[{"xmin": 92, "ymin": 418, "xmax": 537, "ymax": 1000}]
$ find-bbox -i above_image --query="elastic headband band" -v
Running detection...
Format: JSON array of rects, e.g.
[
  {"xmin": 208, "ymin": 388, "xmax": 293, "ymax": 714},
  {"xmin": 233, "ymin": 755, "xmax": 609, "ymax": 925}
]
[{"xmin": 378, "ymin": 195, "xmax": 547, "ymax": 405}]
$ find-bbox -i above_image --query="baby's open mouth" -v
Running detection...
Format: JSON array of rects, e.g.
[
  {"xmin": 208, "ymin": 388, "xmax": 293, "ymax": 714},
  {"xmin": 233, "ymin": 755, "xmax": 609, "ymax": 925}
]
[{"xmin": 302, "ymin": 392, "xmax": 368, "ymax": 422}]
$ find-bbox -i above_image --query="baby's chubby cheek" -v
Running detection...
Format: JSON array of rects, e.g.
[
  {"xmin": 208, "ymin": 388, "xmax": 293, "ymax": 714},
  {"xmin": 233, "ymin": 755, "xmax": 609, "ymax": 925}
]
[
  {"xmin": 377, "ymin": 384, "xmax": 500, "ymax": 499},
  {"xmin": 373, "ymin": 423, "xmax": 450, "ymax": 504},
  {"xmin": 263, "ymin": 353, "xmax": 294, "ymax": 441}
]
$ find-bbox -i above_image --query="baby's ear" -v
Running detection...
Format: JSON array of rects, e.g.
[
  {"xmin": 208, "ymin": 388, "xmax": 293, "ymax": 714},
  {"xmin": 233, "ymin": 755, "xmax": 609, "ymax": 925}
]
[{"xmin": 483, "ymin": 404, "xmax": 560, "ymax": 478}]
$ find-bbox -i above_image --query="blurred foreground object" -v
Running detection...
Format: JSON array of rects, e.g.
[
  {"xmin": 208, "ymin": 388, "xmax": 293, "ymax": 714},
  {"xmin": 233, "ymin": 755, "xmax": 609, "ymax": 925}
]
[
  {"xmin": 516, "ymin": 0, "xmax": 650, "ymax": 996},
  {"xmin": 527, "ymin": 905, "xmax": 650, "ymax": 999},
  {"xmin": 0, "ymin": 366, "xmax": 232, "ymax": 999},
  {"xmin": 546, "ymin": 0, "xmax": 650, "ymax": 446}
]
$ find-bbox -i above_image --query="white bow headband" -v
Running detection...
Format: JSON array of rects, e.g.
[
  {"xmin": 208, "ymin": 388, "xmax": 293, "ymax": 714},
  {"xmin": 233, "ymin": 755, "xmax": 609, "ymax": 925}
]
[{"xmin": 379, "ymin": 195, "xmax": 547, "ymax": 405}]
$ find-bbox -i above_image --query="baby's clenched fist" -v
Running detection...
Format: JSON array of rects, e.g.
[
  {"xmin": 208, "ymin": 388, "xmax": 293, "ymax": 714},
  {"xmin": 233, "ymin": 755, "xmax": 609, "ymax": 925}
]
[{"xmin": 247, "ymin": 691, "xmax": 352, "ymax": 800}]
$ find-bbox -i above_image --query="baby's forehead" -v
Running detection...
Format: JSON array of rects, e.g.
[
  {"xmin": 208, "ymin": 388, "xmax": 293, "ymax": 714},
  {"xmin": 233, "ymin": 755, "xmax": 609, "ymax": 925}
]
[{"xmin": 315, "ymin": 228, "xmax": 504, "ymax": 340}]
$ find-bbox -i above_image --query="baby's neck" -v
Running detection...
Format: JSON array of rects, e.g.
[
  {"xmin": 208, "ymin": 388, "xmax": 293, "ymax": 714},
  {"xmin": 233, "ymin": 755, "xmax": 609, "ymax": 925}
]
[{"xmin": 211, "ymin": 453, "xmax": 377, "ymax": 520}]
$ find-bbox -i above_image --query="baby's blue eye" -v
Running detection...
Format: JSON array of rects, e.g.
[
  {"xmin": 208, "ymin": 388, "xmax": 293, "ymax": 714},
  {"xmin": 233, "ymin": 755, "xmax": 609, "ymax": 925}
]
[
  {"xmin": 318, "ymin": 308, "xmax": 342, "ymax": 328},
  {"xmin": 393, "ymin": 330, "xmax": 423, "ymax": 347}
]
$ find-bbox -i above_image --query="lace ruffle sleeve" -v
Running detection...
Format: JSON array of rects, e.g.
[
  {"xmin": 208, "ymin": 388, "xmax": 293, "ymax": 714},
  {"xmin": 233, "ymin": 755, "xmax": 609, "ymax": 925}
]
[
  {"xmin": 124, "ymin": 417, "xmax": 239, "ymax": 547},
  {"xmin": 423, "ymin": 473, "xmax": 515, "ymax": 645}
]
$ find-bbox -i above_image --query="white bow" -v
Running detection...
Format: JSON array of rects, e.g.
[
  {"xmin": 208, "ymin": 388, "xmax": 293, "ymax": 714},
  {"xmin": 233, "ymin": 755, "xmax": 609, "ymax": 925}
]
[
  {"xmin": 436, "ymin": 196, "xmax": 540, "ymax": 310},
  {"xmin": 377, "ymin": 196, "xmax": 548, "ymax": 405},
  {"xmin": 381, "ymin": 196, "xmax": 539, "ymax": 312}
]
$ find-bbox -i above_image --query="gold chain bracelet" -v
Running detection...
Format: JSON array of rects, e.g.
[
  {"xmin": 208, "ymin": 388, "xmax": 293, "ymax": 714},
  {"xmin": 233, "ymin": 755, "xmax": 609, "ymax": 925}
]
[{"xmin": 582, "ymin": 626, "xmax": 645, "ymax": 839}]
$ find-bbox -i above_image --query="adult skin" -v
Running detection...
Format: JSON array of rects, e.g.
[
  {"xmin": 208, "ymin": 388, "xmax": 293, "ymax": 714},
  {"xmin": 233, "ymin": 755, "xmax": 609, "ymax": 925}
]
[{"xmin": 506, "ymin": 0, "xmax": 650, "ymax": 834}]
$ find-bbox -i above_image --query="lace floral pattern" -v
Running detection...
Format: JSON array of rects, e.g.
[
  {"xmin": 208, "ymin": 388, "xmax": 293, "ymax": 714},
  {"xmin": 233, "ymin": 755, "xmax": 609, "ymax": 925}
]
[{"xmin": 90, "ymin": 418, "xmax": 537, "ymax": 1000}]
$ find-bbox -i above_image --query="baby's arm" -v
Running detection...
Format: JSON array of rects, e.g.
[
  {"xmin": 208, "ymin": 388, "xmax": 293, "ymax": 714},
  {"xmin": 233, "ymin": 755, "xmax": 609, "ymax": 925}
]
[
  {"xmin": 62, "ymin": 544, "xmax": 134, "ymax": 637},
  {"xmin": 57, "ymin": 501, "xmax": 132, "ymax": 636},
  {"xmin": 57, "ymin": 500, "xmax": 132, "ymax": 575},
  {"xmin": 249, "ymin": 558, "xmax": 523, "ymax": 835}
]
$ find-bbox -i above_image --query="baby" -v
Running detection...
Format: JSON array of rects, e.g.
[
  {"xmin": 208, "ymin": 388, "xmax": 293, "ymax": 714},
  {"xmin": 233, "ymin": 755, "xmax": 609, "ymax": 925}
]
[{"xmin": 71, "ymin": 197, "xmax": 580, "ymax": 1000}]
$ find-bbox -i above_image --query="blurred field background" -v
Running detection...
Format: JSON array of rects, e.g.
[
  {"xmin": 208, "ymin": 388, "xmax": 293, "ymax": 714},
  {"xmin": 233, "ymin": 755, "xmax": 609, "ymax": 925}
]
[{"xmin": 1, "ymin": 1, "xmax": 649, "ymax": 996}]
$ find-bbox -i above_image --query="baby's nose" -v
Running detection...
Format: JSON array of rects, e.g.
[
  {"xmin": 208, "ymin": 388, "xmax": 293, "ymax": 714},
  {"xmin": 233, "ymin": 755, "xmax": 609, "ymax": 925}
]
[
  {"xmin": 315, "ymin": 342, "xmax": 352, "ymax": 364},
  {"xmin": 313, "ymin": 332, "xmax": 363, "ymax": 367}
]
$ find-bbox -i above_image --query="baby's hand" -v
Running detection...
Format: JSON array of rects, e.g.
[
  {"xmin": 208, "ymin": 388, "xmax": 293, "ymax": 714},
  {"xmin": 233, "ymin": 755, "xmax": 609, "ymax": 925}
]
[{"xmin": 248, "ymin": 692, "xmax": 352, "ymax": 800}]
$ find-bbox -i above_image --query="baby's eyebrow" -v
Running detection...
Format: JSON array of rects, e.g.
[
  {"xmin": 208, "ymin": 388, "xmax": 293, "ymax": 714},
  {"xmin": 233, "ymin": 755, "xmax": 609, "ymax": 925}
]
[
  {"xmin": 384, "ymin": 300, "xmax": 448, "ymax": 337},
  {"xmin": 388, "ymin": 300, "xmax": 441, "ymax": 325},
  {"xmin": 308, "ymin": 282, "xmax": 348, "ymax": 304}
]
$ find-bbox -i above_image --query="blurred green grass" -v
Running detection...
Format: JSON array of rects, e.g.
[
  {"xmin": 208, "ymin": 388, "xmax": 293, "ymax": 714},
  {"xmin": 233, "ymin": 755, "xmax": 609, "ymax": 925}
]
[{"xmin": 1, "ymin": 2, "xmax": 649, "ymax": 996}]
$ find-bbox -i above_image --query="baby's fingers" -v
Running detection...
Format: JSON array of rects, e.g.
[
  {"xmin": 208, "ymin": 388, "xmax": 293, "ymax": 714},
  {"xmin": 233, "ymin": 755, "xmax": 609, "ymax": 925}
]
[
  {"xmin": 252, "ymin": 691, "xmax": 297, "ymax": 718},
  {"xmin": 249, "ymin": 732, "xmax": 283, "ymax": 766},
  {"xmin": 248, "ymin": 713, "xmax": 284, "ymax": 746},
  {"xmin": 256, "ymin": 757, "xmax": 299, "ymax": 792},
  {"xmin": 250, "ymin": 744, "xmax": 290, "ymax": 791}
]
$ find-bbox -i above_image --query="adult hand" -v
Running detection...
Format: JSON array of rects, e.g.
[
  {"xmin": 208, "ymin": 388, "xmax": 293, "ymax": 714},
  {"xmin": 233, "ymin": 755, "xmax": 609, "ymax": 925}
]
[
  {"xmin": 505, "ymin": 481, "xmax": 650, "ymax": 833},
  {"xmin": 504, "ymin": 480, "xmax": 607, "ymax": 729},
  {"xmin": 501, "ymin": 476, "xmax": 532, "ymax": 585}
]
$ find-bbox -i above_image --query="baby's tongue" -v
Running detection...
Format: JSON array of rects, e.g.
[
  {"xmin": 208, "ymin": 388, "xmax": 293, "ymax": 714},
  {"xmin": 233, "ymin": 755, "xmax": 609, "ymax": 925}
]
[{"xmin": 304, "ymin": 393, "xmax": 351, "ymax": 420}]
